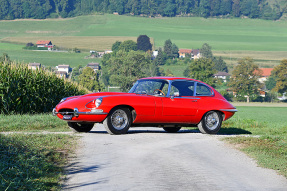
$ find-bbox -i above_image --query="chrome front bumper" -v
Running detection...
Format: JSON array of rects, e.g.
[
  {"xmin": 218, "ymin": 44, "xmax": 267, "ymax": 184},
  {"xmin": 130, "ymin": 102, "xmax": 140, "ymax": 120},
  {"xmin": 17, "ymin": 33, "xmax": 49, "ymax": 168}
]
[{"xmin": 52, "ymin": 108, "xmax": 108, "ymax": 116}]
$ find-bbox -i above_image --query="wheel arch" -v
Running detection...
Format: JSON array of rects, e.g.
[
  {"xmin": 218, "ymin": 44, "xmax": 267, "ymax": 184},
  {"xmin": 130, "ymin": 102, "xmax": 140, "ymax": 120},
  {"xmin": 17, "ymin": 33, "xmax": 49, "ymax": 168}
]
[
  {"xmin": 108, "ymin": 105, "xmax": 137, "ymax": 122},
  {"xmin": 200, "ymin": 110, "xmax": 225, "ymax": 121}
]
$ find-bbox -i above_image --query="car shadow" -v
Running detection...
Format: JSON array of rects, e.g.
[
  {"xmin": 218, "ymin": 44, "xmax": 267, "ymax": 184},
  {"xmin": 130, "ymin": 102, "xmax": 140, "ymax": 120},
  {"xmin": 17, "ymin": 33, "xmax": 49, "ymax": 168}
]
[
  {"xmin": 218, "ymin": 127, "xmax": 252, "ymax": 135},
  {"xmin": 89, "ymin": 127, "xmax": 251, "ymax": 135}
]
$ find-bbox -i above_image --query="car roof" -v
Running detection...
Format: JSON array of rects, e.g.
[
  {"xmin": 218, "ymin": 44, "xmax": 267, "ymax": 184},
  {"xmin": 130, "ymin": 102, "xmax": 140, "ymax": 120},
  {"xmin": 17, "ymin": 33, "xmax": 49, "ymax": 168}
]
[
  {"xmin": 139, "ymin": 77, "xmax": 213, "ymax": 88},
  {"xmin": 140, "ymin": 76, "xmax": 199, "ymax": 82},
  {"xmin": 140, "ymin": 76, "xmax": 193, "ymax": 80}
]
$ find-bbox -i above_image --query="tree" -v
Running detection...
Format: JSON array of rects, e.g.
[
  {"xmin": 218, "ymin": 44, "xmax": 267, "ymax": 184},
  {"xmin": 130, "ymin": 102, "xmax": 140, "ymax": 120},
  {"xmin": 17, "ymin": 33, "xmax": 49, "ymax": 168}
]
[
  {"xmin": 187, "ymin": 58, "xmax": 217, "ymax": 87},
  {"xmin": 171, "ymin": 43, "xmax": 179, "ymax": 58},
  {"xmin": 118, "ymin": 40, "xmax": 137, "ymax": 52},
  {"xmin": 164, "ymin": 39, "xmax": 178, "ymax": 58},
  {"xmin": 272, "ymin": 59, "xmax": 287, "ymax": 94},
  {"xmin": 200, "ymin": 43, "xmax": 213, "ymax": 58},
  {"xmin": 78, "ymin": 67, "xmax": 103, "ymax": 92},
  {"xmin": 112, "ymin": 41, "xmax": 122, "ymax": 52},
  {"xmin": 228, "ymin": 57, "xmax": 262, "ymax": 102},
  {"xmin": 107, "ymin": 50, "xmax": 153, "ymax": 92},
  {"xmin": 164, "ymin": 39, "xmax": 173, "ymax": 58},
  {"xmin": 199, "ymin": 0, "xmax": 211, "ymax": 18},
  {"xmin": 137, "ymin": 35, "xmax": 152, "ymax": 52},
  {"xmin": 265, "ymin": 76, "xmax": 276, "ymax": 91},
  {"xmin": 154, "ymin": 48, "xmax": 167, "ymax": 65},
  {"xmin": 213, "ymin": 56, "xmax": 228, "ymax": 72}
]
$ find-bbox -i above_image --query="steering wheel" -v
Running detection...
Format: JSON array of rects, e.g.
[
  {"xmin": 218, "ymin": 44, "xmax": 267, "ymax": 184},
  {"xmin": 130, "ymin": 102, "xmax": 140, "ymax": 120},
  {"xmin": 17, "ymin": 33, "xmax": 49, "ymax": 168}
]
[{"xmin": 153, "ymin": 89, "xmax": 165, "ymax": 96}]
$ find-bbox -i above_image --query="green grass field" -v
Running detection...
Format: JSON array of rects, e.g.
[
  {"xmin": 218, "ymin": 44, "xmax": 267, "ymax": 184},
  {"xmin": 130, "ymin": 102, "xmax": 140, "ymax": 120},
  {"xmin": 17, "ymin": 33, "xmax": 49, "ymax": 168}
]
[
  {"xmin": 0, "ymin": 42, "xmax": 101, "ymax": 67},
  {"xmin": 1, "ymin": 14, "xmax": 287, "ymax": 51},
  {"xmin": 221, "ymin": 106, "xmax": 287, "ymax": 177},
  {"xmin": 1, "ymin": 14, "xmax": 287, "ymax": 68}
]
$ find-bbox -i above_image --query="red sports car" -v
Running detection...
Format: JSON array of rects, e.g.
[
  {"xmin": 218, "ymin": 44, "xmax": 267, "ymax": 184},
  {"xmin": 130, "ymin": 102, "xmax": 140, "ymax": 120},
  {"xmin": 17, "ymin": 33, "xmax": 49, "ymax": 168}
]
[{"xmin": 53, "ymin": 77, "xmax": 237, "ymax": 134}]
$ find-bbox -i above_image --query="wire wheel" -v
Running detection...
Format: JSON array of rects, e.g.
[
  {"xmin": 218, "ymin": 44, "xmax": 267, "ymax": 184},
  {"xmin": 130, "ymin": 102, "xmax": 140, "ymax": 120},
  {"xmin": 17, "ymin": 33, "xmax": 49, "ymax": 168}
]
[
  {"xmin": 111, "ymin": 109, "xmax": 128, "ymax": 130},
  {"xmin": 103, "ymin": 107, "xmax": 132, "ymax": 135},
  {"xmin": 205, "ymin": 112, "xmax": 220, "ymax": 131},
  {"xmin": 198, "ymin": 111, "xmax": 222, "ymax": 134}
]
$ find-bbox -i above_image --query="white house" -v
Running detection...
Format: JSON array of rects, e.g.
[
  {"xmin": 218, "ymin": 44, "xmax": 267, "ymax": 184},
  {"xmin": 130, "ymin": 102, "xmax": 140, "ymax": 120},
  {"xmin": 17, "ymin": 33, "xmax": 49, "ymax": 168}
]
[
  {"xmin": 213, "ymin": 71, "xmax": 231, "ymax": 82},
  {"xmin": 57, "ymin": 65, "xmax": 70, "ymax": 74}
]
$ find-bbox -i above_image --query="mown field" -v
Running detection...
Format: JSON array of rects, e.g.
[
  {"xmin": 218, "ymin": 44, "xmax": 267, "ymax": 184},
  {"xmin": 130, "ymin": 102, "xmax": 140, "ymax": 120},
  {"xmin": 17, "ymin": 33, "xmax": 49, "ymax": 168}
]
[
  {"xmin": 0, "ymin": 42, "xmax": 101, "ymax": 68},
  {"xmin": 1, "ymin": 14, "xmax": 287, "ymax": 51},
  {"xmin": 1, "ymin": 14, "xmax": 287, "ymax": 68}
]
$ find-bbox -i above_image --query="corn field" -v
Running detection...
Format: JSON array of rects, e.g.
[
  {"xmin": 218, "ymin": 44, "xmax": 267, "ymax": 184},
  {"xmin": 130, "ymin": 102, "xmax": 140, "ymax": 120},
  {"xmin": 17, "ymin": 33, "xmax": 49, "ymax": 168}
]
[{"xmin": 0, "ymin": 61, "xmax": 89, "ymax": 114}]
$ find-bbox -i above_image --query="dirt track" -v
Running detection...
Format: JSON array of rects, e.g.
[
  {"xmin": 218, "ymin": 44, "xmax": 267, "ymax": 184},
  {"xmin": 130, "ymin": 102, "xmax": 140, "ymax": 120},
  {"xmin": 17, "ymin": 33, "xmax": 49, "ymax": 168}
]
[{"xmin": 62, "ymin": 125, "xmax": 287, "ymax": 191}]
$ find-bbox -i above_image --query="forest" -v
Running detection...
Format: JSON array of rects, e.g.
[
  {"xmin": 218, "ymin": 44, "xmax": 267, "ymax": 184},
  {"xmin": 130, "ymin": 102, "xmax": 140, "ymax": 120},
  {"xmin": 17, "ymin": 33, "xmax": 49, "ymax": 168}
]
[{"xmin": 0, "ymin": 0, "xmax": 285, "ymax": 20}]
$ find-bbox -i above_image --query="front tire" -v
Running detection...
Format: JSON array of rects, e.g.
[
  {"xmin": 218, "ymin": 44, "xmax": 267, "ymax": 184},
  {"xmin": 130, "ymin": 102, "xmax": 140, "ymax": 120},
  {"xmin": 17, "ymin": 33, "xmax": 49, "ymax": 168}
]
[
  {"xmin": 103, "ymin": 107, "xmax": 132, "ymax": 135},
  {"xmin": 68, "ymin": 122, "xmax": 94, "ymax": 133},
  {"xmin": 163, "ymin": 127, "xmax": 181, "ymax": 133},
  {"xmin": 198, "ymin": 111, "xmax": 222, "ymax": 134}
]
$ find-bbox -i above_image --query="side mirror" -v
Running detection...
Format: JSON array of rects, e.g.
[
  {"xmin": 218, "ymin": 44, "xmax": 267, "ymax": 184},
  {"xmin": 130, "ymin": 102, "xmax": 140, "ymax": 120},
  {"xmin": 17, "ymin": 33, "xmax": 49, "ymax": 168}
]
[{"xmin": 170, "ymin": 96, "xmax": 174, "ymax": 100}]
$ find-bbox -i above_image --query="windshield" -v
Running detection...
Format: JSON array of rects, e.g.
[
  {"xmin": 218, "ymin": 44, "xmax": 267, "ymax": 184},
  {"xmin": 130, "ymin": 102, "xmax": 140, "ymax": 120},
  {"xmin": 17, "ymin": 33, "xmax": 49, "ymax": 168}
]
[{"xmin": 129, "ymin": 80, "xmax": 169, "ymax": 96}]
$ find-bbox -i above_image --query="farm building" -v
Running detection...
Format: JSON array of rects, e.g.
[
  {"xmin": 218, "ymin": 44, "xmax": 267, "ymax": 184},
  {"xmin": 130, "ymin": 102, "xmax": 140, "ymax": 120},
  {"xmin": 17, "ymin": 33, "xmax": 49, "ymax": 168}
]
[
  {"xmin": 36, "ymin": 40, "xmax": 54, "ymax": 50},
  {"xmin": 56, "ymin": 65, "xmax": 70, "ymax": 74},
  {"xmin": 213, "ymin": 71, "xmax": 231, "ymax": 82},
  {"xmin": 179, "ymin": 49, "xmax": 192, "ymax": 58},
  {"xmin": 87, "ymin": 63, "xmax": 101, "ymax": 72},
  {"xmin": 178, "ymin": 49, "xmax": 201, "ymax": 59},
  {"xmin": 255, "ymin": 68, "xmax": 273, "ymax": 83},
  {"xmin": 28, "ymin": 62, "xmax": 41, "ymax": 70}
]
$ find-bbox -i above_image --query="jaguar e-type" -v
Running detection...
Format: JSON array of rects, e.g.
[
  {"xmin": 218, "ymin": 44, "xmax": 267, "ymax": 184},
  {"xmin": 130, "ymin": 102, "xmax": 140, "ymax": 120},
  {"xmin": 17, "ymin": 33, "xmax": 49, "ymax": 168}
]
[{"xmin": 53, "ymin": 77, "xmax": 237, "ymax": 134}]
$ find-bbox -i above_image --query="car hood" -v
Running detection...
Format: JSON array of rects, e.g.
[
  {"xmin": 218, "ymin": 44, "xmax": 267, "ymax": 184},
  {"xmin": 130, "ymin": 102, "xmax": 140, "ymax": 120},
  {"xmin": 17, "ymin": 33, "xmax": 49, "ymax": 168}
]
[{"xmin": 56, "ymin": 92, "xmax": 134, "ymax": 109}]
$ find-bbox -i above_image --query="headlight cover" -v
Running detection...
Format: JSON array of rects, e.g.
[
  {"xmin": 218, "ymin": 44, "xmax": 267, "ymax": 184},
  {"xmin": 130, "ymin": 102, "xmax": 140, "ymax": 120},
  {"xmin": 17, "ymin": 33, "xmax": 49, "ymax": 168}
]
[
  {"xmin": 86, "ymin": 97, "xmax": 103, "ymax": 109},
  {"xmin": 95, "ymin": 98, "xmax": 102, "ymax": 108}
]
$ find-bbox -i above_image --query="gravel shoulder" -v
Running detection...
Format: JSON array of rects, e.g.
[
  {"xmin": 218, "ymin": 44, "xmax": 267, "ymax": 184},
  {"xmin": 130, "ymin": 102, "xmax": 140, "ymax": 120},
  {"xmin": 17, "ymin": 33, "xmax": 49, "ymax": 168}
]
[{"xmin": 62, "ymin": 125, "xmax": 287, "ymax": 191}]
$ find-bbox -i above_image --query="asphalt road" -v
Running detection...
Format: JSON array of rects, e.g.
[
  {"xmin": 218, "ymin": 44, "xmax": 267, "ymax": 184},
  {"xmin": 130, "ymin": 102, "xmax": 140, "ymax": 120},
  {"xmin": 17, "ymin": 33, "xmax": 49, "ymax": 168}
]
[{"xmin": 62, "ymin": 125, "xmax": 287, "ymax": 191}]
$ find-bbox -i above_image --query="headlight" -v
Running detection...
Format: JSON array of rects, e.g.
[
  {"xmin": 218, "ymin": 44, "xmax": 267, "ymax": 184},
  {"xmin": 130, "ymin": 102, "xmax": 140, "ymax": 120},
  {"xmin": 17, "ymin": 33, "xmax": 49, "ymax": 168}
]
[
  {"xmin": 86, "ymin": 97, "xmax": 103, "ymax": 109},
  {"xmin": 95, "ymin": 98, "xmax": 102, "ymax": 108}
]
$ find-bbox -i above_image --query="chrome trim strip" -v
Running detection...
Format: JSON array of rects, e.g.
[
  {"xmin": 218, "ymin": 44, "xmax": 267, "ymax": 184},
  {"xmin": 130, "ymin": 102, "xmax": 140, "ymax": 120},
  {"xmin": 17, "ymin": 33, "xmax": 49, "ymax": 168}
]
[
  {"xmin": 220, "ymin": 109, "xmax": 238, "ymax": 112},
  {"xmin": 77, "ymin": 111, "xmax": 108, "ymax": 115},
  {"xmin": 173, "ymin": 97, "xmax": 201, "ymax": 100},
  {"xmin": 52, "ymin": 108, "xmax": 108, "ymax": 116}
]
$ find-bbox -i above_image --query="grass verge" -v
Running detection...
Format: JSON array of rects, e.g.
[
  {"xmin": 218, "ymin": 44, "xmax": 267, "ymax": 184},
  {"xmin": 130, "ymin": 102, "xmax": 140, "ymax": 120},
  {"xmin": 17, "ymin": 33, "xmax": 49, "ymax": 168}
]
[
  {"xmin": 220, "ymin": 106, "xmax": 287, "ymax": 178},
  {"xmin": 0, "ymin": 114, "xmax": 69, "ymax": 132},
  {"xmin": 0, "ymin": 133, "xmax": 77, "ymax": 190}
]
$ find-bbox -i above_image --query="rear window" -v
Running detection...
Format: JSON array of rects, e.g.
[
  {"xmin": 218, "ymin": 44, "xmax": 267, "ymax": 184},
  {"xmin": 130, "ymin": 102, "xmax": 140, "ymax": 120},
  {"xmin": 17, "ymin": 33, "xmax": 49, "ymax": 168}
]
[{"xmin": 196, "ymin": 83, "xmax": 213, "ymax": 96}]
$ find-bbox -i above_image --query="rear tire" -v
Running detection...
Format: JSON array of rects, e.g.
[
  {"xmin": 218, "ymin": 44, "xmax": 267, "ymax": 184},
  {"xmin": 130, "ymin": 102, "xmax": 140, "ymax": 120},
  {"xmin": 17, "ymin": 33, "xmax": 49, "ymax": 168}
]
[
  {"xmin": 68, "ymin": 122, "xmax": 94, "ymax": 133},
  {"xmin": 198, "ymin": 111, "xmax": 222, "ymax": 134},
  {"xmin": 163, "ymin": 127, "xmax": 181, "ymax": 133},
  {"xmin": 103, "ymin": 107, "xmax": 132, "ymax": 135}
]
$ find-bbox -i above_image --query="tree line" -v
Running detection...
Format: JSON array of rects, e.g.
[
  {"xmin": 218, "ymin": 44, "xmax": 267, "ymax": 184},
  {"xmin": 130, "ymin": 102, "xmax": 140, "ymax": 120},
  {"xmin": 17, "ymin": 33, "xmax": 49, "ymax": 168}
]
[{"xmin": 0, "ymin": 0, "xmax": 285, "ymax": 20}]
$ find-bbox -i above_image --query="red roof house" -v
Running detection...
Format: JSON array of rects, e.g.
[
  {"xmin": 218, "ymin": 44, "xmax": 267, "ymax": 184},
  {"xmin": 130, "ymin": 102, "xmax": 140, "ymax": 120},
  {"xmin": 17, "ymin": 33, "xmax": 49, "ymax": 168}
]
[
  {"xmin": 36, "ymin": 40, "xmax": 54, "ymax": 50},
  {"xmin": 254, "ymin": 68, "xmax": 273, "ymax": 83}
]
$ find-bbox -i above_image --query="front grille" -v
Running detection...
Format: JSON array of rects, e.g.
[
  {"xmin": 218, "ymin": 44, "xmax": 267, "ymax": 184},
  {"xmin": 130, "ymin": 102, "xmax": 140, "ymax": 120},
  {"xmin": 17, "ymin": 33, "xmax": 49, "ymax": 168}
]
[{"xmin": 58, "ymin": 109, "xmax": 74, "ymax": 116}]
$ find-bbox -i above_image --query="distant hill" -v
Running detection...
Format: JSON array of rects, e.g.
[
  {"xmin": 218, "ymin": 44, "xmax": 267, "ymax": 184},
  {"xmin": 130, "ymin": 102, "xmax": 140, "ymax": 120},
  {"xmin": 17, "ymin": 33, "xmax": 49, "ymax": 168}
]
[{"xmin": 0, "ymin": 0, "xmax": 285, "ymax": 21}]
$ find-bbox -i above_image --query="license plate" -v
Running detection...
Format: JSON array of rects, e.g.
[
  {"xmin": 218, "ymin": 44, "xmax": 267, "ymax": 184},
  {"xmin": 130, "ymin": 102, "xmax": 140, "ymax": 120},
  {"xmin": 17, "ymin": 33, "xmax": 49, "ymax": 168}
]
[{"xmin": 63, "ymin": 115, "xmax": 73, "ymax": 120}]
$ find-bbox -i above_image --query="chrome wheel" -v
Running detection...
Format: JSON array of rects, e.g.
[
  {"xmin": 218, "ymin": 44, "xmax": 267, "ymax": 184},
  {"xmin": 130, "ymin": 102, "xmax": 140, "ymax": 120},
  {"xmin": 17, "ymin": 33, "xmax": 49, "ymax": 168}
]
[
  {"xmin": 111, "ymin": 109, "xmax": 128, "ymax": 130},
  {"xmin": 198, "ymin": 111, "xmax": 222, "ymax": 134},
  {"xmin": 205, "ymin": 111, "xmax": 220, "ymax": 130},
  {"xmin": 103, "ymin": 107, "xmax": 132, "ymax": 135}
]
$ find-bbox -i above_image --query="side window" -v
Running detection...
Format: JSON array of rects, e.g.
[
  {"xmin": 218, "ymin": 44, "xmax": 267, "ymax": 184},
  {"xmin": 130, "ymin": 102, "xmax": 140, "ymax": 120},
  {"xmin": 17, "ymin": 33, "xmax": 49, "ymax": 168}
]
[
  {"xmin": 196, "ymin": 83, "xmax": 213, "ymax": 96},
  {"xmin": 171, "ymin": 81, "xmax": 195, "ymax": 97},
  {"xmin": 170, "ymin": 85, "xmax": 180, "ymax": 97}
]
